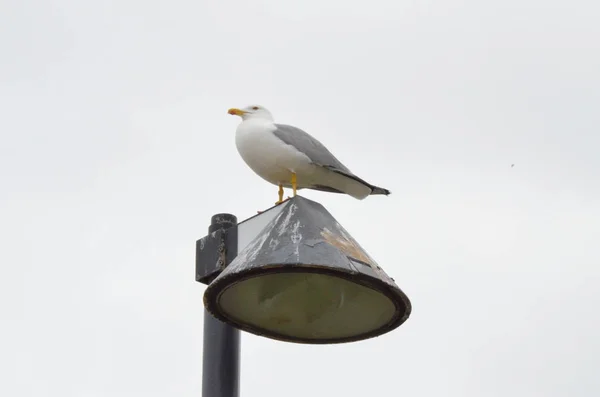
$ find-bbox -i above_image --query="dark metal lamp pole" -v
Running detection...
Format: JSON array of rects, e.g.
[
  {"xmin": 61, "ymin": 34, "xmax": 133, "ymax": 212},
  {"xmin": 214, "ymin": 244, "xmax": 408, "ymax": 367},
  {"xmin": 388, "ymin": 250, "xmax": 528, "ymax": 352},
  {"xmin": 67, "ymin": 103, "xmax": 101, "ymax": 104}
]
[{"xmin": 198, "ymin": 214, "xmax": 240, "ymax": 397}]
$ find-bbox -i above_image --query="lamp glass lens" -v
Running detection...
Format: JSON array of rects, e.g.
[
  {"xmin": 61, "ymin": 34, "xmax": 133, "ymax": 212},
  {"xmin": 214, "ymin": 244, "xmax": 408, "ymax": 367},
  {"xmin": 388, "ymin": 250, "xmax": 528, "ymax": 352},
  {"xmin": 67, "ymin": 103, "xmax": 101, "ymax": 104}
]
[{"xmin": 218, "ymin": 272, "xmax": 396, "ymax": 341}]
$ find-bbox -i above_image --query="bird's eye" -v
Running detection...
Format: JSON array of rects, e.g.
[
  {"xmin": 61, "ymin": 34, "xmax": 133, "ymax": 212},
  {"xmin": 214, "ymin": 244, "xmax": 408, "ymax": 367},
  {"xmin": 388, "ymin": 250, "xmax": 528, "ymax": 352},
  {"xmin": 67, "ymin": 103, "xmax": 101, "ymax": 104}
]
[{"xmin": 252, "ymin": 106, "xmax": 259, "ymax": 110}]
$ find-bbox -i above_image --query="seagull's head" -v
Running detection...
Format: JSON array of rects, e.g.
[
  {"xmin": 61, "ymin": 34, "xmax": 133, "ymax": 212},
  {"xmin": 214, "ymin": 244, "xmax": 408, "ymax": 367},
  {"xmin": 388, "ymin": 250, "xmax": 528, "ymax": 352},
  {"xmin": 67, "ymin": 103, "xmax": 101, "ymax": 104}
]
[{"xmin": 228, "ymin": 105, "xmax": 274, "ymax": 121}]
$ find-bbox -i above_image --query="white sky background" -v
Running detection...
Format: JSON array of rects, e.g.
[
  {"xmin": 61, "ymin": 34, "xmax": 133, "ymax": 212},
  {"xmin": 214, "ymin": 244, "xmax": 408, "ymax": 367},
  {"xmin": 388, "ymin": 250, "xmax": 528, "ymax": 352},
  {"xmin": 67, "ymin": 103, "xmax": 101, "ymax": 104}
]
[{"xmin": 1, "ymin": 0, "xmax": 599, "ymax": 396}]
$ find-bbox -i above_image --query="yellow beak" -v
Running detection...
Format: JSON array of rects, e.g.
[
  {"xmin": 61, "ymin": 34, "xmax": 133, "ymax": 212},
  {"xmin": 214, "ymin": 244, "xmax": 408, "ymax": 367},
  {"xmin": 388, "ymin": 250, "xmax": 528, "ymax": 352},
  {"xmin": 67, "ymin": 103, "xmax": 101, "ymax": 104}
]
[{"xmin": 228, "ymin": 108, "xmax": 246, "ymax": 116}]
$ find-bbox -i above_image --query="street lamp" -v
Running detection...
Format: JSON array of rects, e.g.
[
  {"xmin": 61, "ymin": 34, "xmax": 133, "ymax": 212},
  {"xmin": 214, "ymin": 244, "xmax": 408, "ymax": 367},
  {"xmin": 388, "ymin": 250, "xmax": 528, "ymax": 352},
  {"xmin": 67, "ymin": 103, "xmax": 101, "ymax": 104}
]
[{"xmin": 196, "ymin": 196, "xmax": 412, "ymax": 396}]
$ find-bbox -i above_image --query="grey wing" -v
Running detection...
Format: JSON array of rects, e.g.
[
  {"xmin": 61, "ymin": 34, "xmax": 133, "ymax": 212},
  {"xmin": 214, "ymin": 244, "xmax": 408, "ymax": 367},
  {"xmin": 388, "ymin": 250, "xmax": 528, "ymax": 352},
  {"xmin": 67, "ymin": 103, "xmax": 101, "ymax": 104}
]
[
  {"xmin": 272, "ymin": 124, "xmax": 352, "ymax": 173},
  {"xmin": 272, "ymin": 123, "xmax": 391, "ymax": 196}
]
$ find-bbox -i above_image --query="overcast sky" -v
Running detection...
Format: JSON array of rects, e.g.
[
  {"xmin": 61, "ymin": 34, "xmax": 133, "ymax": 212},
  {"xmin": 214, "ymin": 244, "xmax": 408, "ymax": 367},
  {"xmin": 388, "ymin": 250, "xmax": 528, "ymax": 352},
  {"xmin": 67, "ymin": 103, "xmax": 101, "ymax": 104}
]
[{"xmin": 1, "ymin": 0, "xmax": 599, "ymax": 396}]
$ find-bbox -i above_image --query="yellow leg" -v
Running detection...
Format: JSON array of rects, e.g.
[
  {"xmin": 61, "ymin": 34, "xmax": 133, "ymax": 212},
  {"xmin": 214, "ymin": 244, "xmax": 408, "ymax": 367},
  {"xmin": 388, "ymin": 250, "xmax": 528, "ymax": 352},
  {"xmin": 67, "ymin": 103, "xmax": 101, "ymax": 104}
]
[
  {"xmin": 273, "ymin": 175, "xmax": 296, "ymax": 207},
  {"xmin": 275, "ymin": 184, "xmax": 284, "ymax": 205},
  {"xmin": 291, "ymin": 173, "xmax": 297, "ymax": 196}
]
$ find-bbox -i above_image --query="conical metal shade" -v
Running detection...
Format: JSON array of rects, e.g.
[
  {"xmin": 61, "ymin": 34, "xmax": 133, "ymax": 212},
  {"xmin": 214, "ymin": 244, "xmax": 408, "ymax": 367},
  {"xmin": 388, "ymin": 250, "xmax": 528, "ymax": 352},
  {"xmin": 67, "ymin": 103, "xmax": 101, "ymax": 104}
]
[{"xmin": 203, "ymin": 196, "xmax": 411, "ymax": 344}]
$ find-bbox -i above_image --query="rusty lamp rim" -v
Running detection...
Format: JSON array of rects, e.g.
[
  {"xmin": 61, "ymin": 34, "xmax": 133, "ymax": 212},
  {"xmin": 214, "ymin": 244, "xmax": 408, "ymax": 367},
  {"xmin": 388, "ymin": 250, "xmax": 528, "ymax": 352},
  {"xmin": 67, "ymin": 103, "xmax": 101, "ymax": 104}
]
[{"xmin": 203, "ymin": 263, "xmax": 412, "ymax": 345}]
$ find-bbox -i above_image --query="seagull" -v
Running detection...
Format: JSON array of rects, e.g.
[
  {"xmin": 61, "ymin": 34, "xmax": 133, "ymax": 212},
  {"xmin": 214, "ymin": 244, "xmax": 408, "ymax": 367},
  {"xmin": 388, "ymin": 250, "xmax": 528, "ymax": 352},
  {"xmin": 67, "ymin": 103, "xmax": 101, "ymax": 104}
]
[{"xmin": 228, "ymin": 105, "xmax": 391, "ymax": 204}]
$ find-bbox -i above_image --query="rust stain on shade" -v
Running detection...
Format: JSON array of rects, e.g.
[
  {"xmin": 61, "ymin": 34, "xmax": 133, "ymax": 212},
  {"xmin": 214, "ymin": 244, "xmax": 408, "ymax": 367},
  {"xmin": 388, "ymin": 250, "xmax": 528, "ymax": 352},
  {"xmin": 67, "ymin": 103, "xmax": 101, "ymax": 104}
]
[{"xmin": 320, "ymin": 227, "xmax": 375, "ymax": 266}]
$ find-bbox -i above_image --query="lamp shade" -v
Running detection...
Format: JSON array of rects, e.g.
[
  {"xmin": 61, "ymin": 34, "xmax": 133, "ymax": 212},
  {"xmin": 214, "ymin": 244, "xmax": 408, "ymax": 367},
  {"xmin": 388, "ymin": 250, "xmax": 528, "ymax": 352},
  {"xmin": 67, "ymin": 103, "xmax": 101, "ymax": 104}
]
[{"xmin": 203, "ymin": 196, "xmax": 411, "ymax": 344}]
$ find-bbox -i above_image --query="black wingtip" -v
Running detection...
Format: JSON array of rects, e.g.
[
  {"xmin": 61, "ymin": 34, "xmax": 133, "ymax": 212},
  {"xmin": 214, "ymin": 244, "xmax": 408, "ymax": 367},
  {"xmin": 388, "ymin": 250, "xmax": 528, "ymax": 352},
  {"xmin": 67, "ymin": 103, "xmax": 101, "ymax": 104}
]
[
  {"xmin": 371, "ymin": 186, "xmax": 391, "ymax": 196},
  {"xmin": 326, "ymin": 167, "xmax": 391, "ymax": 197}
]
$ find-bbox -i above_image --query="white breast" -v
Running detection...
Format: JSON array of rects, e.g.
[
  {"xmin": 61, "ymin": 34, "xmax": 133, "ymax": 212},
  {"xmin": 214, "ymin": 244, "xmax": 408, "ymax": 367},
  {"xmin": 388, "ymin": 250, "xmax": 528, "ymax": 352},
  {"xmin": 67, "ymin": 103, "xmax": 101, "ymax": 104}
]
[{"xmin": 235, "ymin": 120, "xmax": 314, "ymax": 187}]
